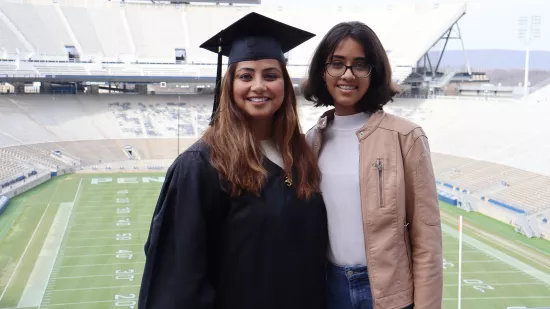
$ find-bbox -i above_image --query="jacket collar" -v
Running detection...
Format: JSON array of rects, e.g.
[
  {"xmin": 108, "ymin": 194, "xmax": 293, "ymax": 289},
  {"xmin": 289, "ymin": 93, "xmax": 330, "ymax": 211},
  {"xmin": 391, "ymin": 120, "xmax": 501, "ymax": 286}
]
[{"xmin": 315, "ymin": 108, "xmax": 386, "ymax": 141}]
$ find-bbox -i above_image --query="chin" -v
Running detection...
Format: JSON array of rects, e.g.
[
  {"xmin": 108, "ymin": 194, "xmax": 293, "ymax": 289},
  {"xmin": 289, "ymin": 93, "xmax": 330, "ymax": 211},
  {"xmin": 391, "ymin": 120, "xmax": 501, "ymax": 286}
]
[
  {"xmin": 244, "ymin": 109, "xmax": 275, "ymax": 120},
  {"xmin": 335, "ymin": 97, "xmax": 359, "ymax": 108}
]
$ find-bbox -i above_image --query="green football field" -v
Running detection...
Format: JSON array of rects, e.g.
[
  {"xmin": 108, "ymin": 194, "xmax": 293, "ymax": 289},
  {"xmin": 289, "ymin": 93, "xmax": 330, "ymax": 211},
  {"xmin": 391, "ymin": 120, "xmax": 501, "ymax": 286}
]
[{"xmin": 0, "ymin": 173, "xmax": 549, "ymax": 309}]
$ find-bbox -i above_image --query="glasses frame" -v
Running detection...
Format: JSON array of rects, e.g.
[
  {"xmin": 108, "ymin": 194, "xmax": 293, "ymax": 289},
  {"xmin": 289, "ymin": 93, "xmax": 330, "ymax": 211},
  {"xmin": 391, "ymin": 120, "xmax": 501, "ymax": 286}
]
[{"xmin": 324, "ymin": 62, "xmax": 373, "ymax": 78}]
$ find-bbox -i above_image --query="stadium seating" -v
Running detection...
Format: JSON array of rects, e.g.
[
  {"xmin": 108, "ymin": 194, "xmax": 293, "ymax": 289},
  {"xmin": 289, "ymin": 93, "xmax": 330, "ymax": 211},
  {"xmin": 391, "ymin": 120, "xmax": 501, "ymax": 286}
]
[
  {"xmin": 1, "ymin": 95, "xmax": 548, "ymax": 176},
  {"xmin": 385, "ymin": 98, "xmax": 550, "ymax": 177},
  {"xmin": 431, "ymin": 152, "xmax": 550, "ymax": 214},
  {"xmin": 0, "ymin": 144, "xmax": 66, "ymax": 191},
  {"xmin": 1, "ymin": 94, "xmax": 548, "ymax": 217},
  {"xmin": 0, "ymin": 2, "xmax": 466, "ymax": 83}
]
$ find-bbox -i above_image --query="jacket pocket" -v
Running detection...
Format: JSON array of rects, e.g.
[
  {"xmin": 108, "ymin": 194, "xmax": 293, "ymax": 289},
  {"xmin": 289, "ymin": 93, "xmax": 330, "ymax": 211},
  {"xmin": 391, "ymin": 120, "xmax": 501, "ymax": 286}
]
[{"xmin": 372, "ymin": 158, "xmax": 384, "ymax": 208}]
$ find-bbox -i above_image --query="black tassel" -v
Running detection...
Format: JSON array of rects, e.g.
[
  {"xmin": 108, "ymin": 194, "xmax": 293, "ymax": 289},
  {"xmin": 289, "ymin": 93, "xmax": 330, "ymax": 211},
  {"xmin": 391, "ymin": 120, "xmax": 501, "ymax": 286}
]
[{"xmin": 209, "ymin": 36, "xmax": 223, "ymax": 126}]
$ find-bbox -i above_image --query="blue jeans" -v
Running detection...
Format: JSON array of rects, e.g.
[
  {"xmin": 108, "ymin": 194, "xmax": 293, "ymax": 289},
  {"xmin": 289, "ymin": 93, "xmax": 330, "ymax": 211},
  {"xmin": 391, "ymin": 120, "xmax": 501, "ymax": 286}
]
[{"xmin": 326, "ymin": 262, "xmax": 414, "ymax": 309}]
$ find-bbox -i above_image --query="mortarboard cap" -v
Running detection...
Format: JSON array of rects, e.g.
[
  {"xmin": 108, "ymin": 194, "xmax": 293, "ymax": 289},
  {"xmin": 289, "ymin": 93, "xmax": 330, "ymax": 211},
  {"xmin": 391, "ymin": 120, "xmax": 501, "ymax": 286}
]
[{"xmin": 200, "ymin": 12, "xmax": 315, "ymax": 125}]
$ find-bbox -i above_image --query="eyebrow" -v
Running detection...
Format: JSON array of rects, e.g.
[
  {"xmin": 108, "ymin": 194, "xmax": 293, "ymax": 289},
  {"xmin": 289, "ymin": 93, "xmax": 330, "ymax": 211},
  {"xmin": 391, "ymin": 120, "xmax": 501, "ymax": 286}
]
[
  {"xmin": 236, "ymin": 67, "xmax": 282, "ymax": 73},
  {"xmin": 331, "ymin": 55, "xmax": 367, "ymax": 61}
]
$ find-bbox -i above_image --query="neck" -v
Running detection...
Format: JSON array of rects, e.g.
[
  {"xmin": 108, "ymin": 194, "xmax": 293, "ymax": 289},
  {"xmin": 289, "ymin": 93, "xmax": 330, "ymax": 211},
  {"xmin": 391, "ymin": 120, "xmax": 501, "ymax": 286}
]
[
  {"xmin": 334, "ymin": 104, "xmax": 358, "ymax": 116},
  {"xmin": 250, "ymin": 118, "xmax": 273, "ymax": 141}
]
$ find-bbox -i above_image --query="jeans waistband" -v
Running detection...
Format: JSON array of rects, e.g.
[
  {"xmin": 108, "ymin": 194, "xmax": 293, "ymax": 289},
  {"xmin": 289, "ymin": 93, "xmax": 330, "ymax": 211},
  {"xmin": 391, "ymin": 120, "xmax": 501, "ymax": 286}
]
[{"xmin": 328, "ymin": 261, "xmax": 368, "ymax": 277}]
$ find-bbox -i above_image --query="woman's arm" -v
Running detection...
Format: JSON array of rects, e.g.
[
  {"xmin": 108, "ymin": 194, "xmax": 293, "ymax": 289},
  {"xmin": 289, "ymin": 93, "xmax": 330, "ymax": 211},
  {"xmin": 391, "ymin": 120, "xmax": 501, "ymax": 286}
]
[
  {"xmin": 403, "ymin": 129, "xmax": 443, "ymax": 309},
  {"xmin": 139, "ymin": 150, "xmax": 218, "ymax": 309}
]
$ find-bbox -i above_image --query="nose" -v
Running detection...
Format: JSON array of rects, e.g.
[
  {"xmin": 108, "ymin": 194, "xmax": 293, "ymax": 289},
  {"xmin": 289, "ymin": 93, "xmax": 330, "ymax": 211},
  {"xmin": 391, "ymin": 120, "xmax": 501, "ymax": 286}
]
[
  {"xmin": 251, "ymin": 78, "xmax": 267, "ymax": 93},
  {"xmin": 341, "ymin": 66, "xmax": 355, "ymax": 81}
]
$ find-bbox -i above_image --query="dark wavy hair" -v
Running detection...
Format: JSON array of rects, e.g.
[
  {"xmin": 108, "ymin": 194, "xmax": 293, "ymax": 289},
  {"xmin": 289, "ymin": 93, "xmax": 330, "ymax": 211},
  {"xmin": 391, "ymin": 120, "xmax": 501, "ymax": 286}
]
[{"xmin": 302, "ymin": 21, "xmax": 399, "ymax": 113}]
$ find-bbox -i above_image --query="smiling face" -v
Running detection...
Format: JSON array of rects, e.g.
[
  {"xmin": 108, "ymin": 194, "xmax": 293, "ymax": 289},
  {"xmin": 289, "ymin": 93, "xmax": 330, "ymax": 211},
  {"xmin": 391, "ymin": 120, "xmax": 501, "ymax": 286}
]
[
  {"xmin": 232, "ymin": 59, "xmax": 285, "ymax": 121},
  {"xmin": 323, "ymin": 37, "xmax": 371, "ymax": 116}
]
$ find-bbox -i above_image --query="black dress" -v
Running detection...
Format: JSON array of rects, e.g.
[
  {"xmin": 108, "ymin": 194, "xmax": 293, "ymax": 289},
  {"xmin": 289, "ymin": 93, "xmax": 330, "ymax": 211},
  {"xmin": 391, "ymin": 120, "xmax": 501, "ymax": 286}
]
[{"xmin": 138, "ymin": 141, "xmax": 328, "ymax": 309}]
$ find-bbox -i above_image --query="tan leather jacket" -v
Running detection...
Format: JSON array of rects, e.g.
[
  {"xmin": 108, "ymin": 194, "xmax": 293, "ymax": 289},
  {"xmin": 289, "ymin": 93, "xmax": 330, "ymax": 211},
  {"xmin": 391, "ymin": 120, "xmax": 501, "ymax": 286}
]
[{"xmin": 306, "ymin": 109, "xmax": 443, "ymax": 309}]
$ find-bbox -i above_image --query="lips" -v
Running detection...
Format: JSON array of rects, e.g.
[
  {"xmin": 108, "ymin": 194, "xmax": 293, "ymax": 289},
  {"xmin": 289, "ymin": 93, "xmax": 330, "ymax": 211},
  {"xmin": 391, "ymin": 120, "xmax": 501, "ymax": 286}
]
[
  {"xmin": 337, "ymin": 85, "xmax": 358, "ymax": 90},
  {"xmin": 247, "ymin": 97, "xmax": 270, "ymax": 103}
]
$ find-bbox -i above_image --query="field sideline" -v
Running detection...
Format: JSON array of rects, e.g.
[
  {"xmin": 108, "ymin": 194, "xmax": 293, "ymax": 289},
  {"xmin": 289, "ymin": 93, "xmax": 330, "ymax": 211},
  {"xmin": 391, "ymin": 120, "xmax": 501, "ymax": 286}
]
[{"xmin": 0, "ymin": 173, "xmax": 549, "ymax": 309}]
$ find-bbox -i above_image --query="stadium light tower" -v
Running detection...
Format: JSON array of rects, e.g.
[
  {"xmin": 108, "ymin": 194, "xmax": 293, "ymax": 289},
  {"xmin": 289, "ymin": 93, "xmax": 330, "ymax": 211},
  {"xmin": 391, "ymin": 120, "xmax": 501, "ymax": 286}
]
[{"xmin": 517, "ymin": 15, "xmax": 541, "ymax": 98}]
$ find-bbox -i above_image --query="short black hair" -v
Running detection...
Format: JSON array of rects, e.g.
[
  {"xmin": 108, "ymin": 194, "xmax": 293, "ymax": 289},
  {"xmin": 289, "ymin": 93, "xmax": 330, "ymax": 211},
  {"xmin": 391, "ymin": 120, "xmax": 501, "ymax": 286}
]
[{"xmin": 302, "ymin": 21, "xmax": 399, "ymax": 113}]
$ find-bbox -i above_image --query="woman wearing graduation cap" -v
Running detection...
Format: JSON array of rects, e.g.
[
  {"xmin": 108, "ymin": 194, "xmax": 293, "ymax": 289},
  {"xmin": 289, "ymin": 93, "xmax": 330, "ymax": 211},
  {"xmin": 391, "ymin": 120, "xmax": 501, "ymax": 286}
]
[{"xmin": 138, "ymin": 13, "xmax": 328, "ymax": 309}]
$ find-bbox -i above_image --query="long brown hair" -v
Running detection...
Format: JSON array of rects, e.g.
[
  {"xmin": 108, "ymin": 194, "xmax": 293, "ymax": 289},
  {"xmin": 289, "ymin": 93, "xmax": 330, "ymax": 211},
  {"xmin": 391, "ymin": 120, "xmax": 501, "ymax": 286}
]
[{"xmin": 202, "ymin": 61, "xmax": 320, "ymax": 199}]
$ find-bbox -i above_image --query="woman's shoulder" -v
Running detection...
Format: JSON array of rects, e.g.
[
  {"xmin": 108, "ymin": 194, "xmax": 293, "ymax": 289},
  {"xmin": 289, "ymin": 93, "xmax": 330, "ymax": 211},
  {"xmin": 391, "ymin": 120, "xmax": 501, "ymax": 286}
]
[
  {"xmin": 379, "ymin": 111, "xmax": 424, "ymax": 136},
  {"xmin": 169, "ymin": 139, "xmax": 213, "ymax": 173}
]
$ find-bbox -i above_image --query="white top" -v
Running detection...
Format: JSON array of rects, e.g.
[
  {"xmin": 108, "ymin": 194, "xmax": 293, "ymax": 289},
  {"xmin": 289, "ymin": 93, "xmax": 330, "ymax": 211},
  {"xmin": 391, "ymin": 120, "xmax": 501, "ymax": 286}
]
[
  {"xmin": 260, "ymin": 139, "xmax": 284, "ymax": 169},
  {"xmin": 318, "ymin": 112, "xmax": 370, "ymax": 266}
]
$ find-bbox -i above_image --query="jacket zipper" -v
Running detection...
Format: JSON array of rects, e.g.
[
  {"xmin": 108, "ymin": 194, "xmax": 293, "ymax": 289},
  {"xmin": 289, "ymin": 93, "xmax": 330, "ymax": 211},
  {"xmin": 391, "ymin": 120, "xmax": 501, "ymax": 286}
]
[
  {"xmin": 404, "ymin": 223, "xmax": 412, "ymax": 271},
  {"xmin": 373, "ymin": 159, "xmax": 384, "ymax": 207},
  {"xmin": 360, "ymin": 139, "xmax": 376, "ymax": 309}
]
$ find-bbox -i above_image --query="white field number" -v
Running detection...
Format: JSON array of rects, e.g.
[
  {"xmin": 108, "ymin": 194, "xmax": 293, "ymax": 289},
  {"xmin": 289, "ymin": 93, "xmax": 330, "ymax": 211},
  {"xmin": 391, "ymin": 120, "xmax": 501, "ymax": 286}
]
[
  {"xmin": 116, "ymin": 249, "xmax": 134, "ymax": 260},
  {"xmin": 117, "ymin": 190, "xmax": 129, "ymax": 195},
  {"xmin": 115, "ymin": 269, "xmax": 135, "ymax": 281},
  {"xmin": 443, "ymin": 258, "xmax": 454, "ymax": 270},
  {"xmin": 114, "ymin": 293, "xmax": 136, "ymax": 308},
  {"xmin": 463, "ymin": 279, "xmax": 494, "ymax": 293},
  {"xmin": 117, "ymin": 207, "xmax": 131, "ymax": 214},
  {"xmin": 116, "ymin": 233, "xmax": 132, "ymax": 241},
  {"xmin": 117, "ymin": 219, "xmax": 131, "ymax": 226},
  {"xmin": 117, "ymin": 198, "xmax": 130, "ymax": 204}
]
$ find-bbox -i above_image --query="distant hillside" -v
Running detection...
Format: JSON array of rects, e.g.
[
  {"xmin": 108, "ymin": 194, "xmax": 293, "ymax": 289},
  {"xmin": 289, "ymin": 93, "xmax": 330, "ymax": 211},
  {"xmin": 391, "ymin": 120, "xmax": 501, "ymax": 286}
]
[
  {"xmin": 428, "ymin": 50, "xmax": 550, "ymax": 71},
  {"xmin": 484, "ymin": 69, "xmax": 550, "ymax": 87}
]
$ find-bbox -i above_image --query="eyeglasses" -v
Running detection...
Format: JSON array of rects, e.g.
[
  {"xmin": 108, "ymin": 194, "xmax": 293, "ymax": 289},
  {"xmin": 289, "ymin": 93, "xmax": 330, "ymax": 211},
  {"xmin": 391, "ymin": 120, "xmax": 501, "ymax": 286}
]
[{"xmin": 325, "ymin": 62, "xmax": 372, "ymax": 78}]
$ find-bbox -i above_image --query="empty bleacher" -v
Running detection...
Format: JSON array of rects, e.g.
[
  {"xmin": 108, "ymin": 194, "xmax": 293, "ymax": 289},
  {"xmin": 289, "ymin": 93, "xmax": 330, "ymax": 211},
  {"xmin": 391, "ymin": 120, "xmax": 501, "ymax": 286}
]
[
  {"xmin": 432, "ymin": 152, "xmax": 550, "ymax": 215},
  {"xmin": 0, "ymin": 2, "xmax": 66, "ymax": 59},
  {"xmin": 386, "ymin": 98, "xmax": 550, "ymax": 177},
  {"xmin": 0, "ymin": 144, "xmax": 69, "ymax": 191},
  {"xmin": 0, "ymin": 94, "xmax": 548, "ymax": 217},
  {"xmin": 0, "ymin": 2, "xmax": 466, "ymax": 83}
]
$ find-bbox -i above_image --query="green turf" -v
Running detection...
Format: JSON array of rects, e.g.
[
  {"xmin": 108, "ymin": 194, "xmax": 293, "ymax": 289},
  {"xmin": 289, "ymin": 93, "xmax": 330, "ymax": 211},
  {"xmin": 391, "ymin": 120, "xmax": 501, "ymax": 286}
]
[
  {"xmin": 440, "ymin": 203, "xmax": 550, "ymax": 254},
  {"xmin": 0, "ymin": 173, "xmax": 549, "ymax": 309}
]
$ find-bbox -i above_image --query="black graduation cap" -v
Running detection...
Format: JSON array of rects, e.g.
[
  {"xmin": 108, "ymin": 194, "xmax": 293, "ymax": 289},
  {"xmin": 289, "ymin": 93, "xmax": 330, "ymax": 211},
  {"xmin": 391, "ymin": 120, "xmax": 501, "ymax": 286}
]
[{"xmin": 200, "ymin": 12, "xmax": 315, "ymax": 125}]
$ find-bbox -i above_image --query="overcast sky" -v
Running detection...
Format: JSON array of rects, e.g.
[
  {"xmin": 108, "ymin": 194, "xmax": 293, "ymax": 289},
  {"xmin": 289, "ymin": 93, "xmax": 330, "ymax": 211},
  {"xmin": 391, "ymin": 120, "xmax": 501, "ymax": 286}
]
[{"xmin": 259, "ymin": 0, "xmax": 550, "ymax": 51}]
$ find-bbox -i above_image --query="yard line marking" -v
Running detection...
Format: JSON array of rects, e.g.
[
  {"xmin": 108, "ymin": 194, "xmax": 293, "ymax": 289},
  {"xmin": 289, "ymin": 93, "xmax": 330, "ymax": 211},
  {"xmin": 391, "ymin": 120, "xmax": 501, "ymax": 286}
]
[
  {"xmin": 66, "ymin": 236, "xmax": 134, "ymax": 240},
  {"xmin": 73, "ymin": 211, "xmax": 152, "ymax": 216},
  {"xmin": 444, "ymin": 282, "xmax": 550, "ymax": 287},
  {"xmin": 37, "ymin": 299, "xmax": 116, "ymax": 306},
  {"xmin": 444, "ymin": 270, "xmax": 523, "ymax": 274},
  {"xmin": 443, "ymin": 296, "xmax": 550, "ymax": 300},
  {"xmin": 76, "ymin": 205, "xmax": 134, "ymax": 208},
  {"xmin": 60, "ymin": 262, "xmax": 142, "ymax": 268},
  {"xmin": 55, "ymin": 273, "xmax": 143, "ymax": 279},
  {"xmin": 71, "ymin": 227, "xmax": 149, "ymax": 233},
  {"xmin": 72, "ymin": 214, "xmax": 152, "ymax": 219},
  {"xmin": 62, "ymin": 253, "xmax": 133, "ymax": 258},
  {"xmin": 65, "ymin": 243, "xmax": 144, "ymax": 249},
  {"xmin": 49, "ymin": 285, "xmax": 140, "ymax": 292}
]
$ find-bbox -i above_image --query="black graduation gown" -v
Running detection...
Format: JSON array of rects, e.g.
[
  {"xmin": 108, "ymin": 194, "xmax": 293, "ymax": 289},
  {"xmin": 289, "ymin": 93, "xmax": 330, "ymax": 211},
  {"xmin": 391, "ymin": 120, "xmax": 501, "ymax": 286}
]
[{"xmin": 138, "ymin": 141, "xmax": 328, "ymax": 309}]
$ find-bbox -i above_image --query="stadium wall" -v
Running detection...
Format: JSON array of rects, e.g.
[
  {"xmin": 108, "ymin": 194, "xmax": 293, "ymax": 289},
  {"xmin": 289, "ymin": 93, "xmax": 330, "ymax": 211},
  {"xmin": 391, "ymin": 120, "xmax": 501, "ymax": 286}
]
[{"xmin": 1, "ymin": 171, "xmax": 52, "ymax": 199}]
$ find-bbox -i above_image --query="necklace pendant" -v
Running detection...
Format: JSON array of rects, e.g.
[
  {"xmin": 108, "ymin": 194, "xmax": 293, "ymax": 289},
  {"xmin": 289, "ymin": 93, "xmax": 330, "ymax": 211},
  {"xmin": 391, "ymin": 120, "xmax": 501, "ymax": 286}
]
[{"xmin": 284, "ymin": 176, "xmax": 292, "ymax": 187}]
